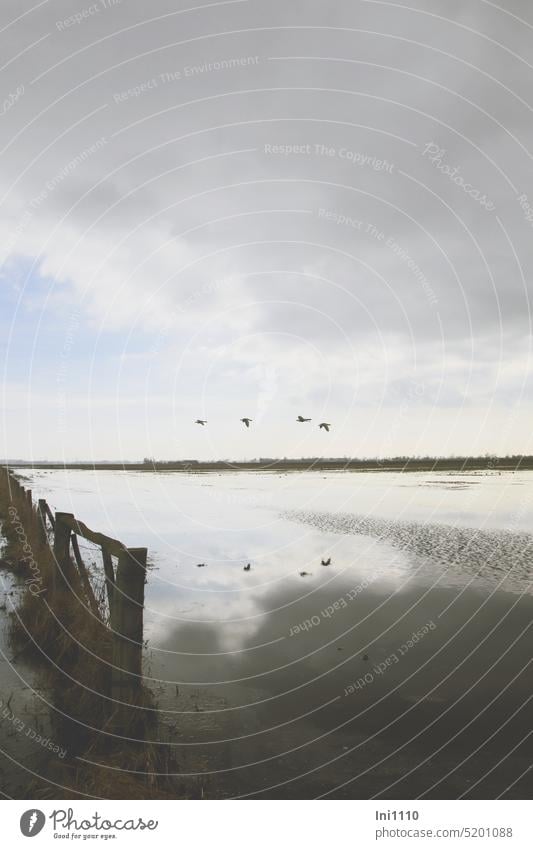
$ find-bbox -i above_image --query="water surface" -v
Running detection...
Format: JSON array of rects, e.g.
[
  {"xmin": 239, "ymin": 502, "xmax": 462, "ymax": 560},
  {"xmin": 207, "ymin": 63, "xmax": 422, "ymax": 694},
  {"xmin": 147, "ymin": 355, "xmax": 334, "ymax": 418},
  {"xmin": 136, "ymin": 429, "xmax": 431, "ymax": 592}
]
[{"xmin": 22, "ymin": 468, "xmax": 533, "ymax": 798}]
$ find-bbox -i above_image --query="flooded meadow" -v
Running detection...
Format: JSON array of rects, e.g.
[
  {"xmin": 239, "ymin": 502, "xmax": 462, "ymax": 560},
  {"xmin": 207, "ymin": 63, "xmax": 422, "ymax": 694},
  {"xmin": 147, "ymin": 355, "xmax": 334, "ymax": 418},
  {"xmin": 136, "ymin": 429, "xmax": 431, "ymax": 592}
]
[{"xmin": 19, "ymin": 468, "xmax": 533, "ymax": 798}]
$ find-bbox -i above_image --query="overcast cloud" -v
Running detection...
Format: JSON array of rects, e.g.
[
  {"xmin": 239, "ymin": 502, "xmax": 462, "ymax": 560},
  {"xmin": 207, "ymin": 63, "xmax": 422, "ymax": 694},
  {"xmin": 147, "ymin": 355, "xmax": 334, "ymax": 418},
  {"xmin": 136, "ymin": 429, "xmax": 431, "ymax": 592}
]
[{"xmin": 1, "ymin": 0, "xmax": 533, "ymax": 460}]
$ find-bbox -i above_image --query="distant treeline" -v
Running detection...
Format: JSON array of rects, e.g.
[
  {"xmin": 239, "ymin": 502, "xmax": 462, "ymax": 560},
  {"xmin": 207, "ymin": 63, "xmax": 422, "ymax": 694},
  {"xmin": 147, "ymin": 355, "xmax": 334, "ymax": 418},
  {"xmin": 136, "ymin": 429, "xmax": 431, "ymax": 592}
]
[{"xmin": 5, "ymin": 455, "xmax": 532, "ymax": 472}]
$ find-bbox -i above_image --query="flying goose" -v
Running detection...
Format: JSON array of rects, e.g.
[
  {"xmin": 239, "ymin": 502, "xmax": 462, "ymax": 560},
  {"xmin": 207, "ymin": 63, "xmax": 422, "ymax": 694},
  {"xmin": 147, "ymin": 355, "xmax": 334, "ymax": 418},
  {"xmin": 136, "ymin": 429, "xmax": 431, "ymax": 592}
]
[
  {"xmin": 241, "ymin": 418, "xmax": 252, "ymax": 428},
  {"xmin": 321, "ymin": 557, "xmax": 331, "ymax": 566},
  {"xmin": 195, "ymin": 419, "xmax": 207, "ymax": 425},
  {"xmin": 243, "ymin": 563, "xmax": 251, "ymax": 571},
  {"xmin": 297, "ymin": 415, "xmax": 311, "ymax": 422},
  {"xmin": 318, "ymin": 422, "xmax": 331, "ymax": 432}
]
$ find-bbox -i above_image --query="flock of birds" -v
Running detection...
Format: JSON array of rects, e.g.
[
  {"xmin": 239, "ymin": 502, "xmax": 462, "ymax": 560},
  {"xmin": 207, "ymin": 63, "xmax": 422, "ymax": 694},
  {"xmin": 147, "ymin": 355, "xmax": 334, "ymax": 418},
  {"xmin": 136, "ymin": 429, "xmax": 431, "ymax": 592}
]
[
  {"xmin": 195, "ymin": 416, "xmax": 332, "ymax": 431},
  {"xmin": 196, "ymin": 556, "xmax": 332, "ymax": 574},
  {"xmin": 191, "ymin": 418, "xmax": 332, "ymax": 575}
]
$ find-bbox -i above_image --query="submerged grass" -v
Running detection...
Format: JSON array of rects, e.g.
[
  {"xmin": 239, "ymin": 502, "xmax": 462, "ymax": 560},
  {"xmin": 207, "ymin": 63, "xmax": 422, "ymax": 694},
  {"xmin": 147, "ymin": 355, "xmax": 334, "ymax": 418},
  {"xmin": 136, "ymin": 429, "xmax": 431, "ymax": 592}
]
[{"xmin": 0, "ymin": 466, "xmax": 190, "ymax": 799}]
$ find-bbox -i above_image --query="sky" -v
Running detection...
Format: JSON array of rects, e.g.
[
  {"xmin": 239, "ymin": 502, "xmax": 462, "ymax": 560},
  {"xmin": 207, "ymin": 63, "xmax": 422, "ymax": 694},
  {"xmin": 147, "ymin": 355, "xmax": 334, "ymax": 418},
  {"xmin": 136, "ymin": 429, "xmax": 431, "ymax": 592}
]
[{"xmin": 1, "ymin": 0, "xmax": 533, "ymax": 461}]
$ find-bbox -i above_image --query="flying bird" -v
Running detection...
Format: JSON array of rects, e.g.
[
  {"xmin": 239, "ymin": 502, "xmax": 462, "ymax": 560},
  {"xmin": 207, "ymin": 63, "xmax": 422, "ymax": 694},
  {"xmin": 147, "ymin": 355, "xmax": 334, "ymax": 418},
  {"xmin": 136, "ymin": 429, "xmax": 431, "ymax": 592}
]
[
  {"xmin": 318, "ymin": 422, "xmax": 331, "ymax": 432},
  {"xmin": 195, "ymin": 419, "xmax": 207, "ymax": 425},
  {"xmin": 321, "ymin": 558, "xmax": 331, "ymax": 566},
  {"xmin": 297, "ymin": 415, "xmax": 311, "ymax": 422},
  {"xmin": 196, "ymin": 563, "xmax": 207, "ymax": 568},
  {"xmin": 299, "ymin": 571, "xmax": 311, "ymax": 577},
  {"xmin": 243, "ymin": 563, "xmax": 251, "ymax": 571},
  {"xmin": 241, "ymin": 418, "xmax": 252, "ymax": 428}
]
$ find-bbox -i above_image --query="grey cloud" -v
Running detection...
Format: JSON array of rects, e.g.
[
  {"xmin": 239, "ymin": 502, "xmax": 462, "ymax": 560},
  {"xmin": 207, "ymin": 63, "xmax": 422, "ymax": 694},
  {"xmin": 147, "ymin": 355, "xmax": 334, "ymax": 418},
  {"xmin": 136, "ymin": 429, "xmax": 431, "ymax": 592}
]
[{"xmin": 2, "ymin": 0, "xmax": 533, "ymax": 456}]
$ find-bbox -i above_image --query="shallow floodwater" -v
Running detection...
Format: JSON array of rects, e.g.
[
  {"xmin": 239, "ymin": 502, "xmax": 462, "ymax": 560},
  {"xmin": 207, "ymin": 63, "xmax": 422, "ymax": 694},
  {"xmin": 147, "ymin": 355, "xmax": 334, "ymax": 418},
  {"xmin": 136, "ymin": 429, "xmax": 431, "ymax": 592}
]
[
  {"xmin": 21, "ymin": 468, "xmax": 533, "ymax": 798},
  {"xmin": 0, "ymin": 571, "xmax": 59, "ymax": 797}
]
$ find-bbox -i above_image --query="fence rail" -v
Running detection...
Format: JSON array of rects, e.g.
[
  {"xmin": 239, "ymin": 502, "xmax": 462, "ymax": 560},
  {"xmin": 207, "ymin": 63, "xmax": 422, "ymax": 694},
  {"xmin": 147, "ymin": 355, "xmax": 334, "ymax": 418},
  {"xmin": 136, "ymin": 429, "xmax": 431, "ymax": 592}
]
[{"xmin": 4, "ymin": 469, "xmax": 147, "ymax": 709}]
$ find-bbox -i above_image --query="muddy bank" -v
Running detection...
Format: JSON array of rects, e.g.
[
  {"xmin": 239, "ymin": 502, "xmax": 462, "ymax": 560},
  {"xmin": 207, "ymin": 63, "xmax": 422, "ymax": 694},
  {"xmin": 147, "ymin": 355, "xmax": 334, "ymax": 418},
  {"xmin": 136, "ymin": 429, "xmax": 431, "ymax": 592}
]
[{"xmin": 283, "ymin": 508, "xmax": 533, "ymax": 594}]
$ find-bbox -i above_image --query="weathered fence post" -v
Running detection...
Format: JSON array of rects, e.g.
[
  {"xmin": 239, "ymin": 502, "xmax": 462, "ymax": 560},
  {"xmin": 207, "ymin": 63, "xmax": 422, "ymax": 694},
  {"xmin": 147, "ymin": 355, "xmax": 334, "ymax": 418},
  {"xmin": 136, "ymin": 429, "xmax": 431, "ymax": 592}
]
[
  {"xmin": 37, "ymin": 499, "xmax": 48, "ymax": 545},
  {"xmin": 53, "ymin": 512, "xmax": 76, "ymax": 592},
  {"xmin": 111, "ymin": 547, "xmax": 147, "ymax": 709}
]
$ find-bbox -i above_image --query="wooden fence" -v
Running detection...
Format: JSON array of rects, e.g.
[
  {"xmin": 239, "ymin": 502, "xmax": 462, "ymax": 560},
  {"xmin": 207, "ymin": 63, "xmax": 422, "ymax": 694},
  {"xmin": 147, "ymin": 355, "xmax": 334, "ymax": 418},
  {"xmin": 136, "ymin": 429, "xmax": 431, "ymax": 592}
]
[{"xmin": 5, "ymin": 470, "xmax": 147, "ymax": 708}]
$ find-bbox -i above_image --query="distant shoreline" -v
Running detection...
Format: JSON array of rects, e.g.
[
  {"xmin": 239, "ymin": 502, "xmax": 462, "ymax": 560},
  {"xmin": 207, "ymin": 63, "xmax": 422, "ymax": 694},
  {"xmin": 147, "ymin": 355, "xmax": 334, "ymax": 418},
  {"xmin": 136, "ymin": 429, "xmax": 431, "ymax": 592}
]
[{"xmin": 4, "ymin": 456, "xmax": 531, "ymax": 473}]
